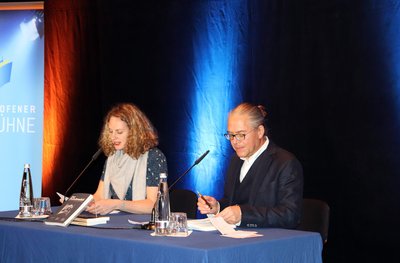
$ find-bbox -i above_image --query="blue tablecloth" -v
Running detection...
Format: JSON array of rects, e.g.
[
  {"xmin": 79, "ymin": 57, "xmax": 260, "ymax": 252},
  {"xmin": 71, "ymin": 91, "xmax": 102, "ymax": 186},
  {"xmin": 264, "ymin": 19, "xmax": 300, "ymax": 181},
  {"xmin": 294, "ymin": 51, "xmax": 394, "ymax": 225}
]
[{"xmin": 0, "ymin": 210, "xmax": 322, "ymax": 263}]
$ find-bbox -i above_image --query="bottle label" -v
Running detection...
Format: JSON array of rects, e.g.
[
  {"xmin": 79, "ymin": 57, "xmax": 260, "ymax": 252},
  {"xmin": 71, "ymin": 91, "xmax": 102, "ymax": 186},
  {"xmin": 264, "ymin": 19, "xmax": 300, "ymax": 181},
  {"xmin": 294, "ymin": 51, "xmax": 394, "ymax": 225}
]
[{"xmin": 19, "ymin": 204, "xmax": 32, "ymax": 217}]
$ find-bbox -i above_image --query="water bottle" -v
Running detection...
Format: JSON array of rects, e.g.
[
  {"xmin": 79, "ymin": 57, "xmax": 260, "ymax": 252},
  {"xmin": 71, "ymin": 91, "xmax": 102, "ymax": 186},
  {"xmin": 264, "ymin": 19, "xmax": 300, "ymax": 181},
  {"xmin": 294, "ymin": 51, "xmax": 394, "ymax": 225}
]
[
  {"xmin": 18, "ymin": 163, "xmax": 34, "ymax": 217},
  {"xmin": 154, "ymin": 173, "xmax": 170, "ymax": 236}
]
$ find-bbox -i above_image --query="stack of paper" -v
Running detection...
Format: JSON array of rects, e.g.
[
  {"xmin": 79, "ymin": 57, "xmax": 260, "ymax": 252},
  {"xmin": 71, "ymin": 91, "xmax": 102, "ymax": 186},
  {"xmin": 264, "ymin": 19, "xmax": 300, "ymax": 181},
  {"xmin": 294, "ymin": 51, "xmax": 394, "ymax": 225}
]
[{"xmin": 188, "ymin": 218, "xmax": 225, "ymax": 231}]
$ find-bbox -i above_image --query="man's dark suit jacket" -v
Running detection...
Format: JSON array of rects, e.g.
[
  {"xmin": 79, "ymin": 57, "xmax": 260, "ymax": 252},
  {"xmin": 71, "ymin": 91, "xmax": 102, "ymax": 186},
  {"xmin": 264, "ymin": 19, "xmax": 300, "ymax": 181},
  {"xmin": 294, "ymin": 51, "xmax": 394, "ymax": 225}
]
[{"xmin": 219, "ymin": 142, "xmax": 303, "ymax": 229}]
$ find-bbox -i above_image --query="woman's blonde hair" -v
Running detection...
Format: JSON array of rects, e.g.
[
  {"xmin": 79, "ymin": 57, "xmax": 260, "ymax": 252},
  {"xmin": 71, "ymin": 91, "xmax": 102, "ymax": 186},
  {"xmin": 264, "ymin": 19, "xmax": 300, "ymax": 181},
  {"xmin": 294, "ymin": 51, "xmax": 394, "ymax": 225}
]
[{"xmin": 99, "ymin": 103, "xmax": 158, "ymax": 159}]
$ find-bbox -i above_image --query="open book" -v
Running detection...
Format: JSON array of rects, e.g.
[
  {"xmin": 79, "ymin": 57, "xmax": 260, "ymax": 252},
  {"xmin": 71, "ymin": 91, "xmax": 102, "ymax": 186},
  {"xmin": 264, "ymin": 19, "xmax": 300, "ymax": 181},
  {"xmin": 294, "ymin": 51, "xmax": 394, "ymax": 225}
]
[{"xmin": 44, "ymin": 193, "xmax": 93, "ymax": 227}]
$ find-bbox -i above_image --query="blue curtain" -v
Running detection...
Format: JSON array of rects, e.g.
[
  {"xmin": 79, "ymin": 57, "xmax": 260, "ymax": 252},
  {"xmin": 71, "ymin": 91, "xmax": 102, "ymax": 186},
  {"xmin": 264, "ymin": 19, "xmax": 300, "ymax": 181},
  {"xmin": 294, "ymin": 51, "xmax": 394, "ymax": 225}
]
[{"xmin": 182, "ymin": 0, "xmax": 248, "ymax": 198}]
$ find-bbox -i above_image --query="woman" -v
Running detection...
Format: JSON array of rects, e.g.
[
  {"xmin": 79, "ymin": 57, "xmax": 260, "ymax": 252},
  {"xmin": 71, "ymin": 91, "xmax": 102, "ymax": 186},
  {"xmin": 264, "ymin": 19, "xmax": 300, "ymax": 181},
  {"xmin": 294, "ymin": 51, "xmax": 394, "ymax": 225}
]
[{"xmin": 86, "ymin": 103, "xmax": 167, "ymax": 215}]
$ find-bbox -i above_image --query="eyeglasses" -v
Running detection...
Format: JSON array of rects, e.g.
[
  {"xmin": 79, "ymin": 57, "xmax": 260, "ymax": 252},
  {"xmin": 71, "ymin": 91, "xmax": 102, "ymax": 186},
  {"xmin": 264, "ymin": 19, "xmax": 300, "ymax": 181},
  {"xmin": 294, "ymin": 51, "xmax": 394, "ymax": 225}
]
[{"xmin": 224, "ymin": 128, "xmax": 256, "ymax": 141}]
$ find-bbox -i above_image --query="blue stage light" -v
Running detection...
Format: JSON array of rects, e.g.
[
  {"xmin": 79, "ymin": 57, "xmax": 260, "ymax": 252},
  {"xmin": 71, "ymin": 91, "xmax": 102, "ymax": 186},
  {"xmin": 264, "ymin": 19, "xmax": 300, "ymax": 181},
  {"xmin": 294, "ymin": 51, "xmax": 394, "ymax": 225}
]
[
  {"xmin": 19, "ymin": 11, "xmax": 43, "ymax": 41},
  {"xmin": 20, "ymin": 17, "xmax": 39, "ymax": 41},
  {"xmin": 185, "ymin": 0, "xmax": 246, "ymax": 199}
]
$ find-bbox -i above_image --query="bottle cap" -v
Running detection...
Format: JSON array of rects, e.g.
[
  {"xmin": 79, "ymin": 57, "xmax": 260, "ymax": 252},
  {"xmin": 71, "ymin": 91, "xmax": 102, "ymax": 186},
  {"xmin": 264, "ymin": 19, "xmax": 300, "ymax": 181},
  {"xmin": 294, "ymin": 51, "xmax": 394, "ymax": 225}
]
[
  {"xmin": 24, "ymin": 164, "xmax": 30, "ymax": 168},
  {"xmin": 160, "ymin": 173, "xmax": 167, "ymax": 178}
]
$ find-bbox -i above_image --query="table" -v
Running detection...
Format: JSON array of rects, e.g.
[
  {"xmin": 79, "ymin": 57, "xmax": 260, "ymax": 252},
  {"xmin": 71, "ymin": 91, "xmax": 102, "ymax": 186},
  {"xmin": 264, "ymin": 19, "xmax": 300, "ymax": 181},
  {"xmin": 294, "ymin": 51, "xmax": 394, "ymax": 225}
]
[{"xmin": 0, "ymin": 210, "xmax": 322, "ymax": 263}]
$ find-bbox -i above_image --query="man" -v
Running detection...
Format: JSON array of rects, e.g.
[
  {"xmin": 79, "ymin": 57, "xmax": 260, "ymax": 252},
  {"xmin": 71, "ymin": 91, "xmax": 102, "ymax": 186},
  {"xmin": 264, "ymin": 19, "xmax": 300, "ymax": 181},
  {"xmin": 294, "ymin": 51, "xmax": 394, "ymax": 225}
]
[{"xmin": 198, "ymin": 102, "xmax": 303, "ymax": 228}]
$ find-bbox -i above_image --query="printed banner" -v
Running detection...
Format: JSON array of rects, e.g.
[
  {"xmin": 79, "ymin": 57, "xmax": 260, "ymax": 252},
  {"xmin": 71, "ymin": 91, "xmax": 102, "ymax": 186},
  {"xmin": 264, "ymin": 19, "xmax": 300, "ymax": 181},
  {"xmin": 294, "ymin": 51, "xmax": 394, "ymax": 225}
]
[{"xmin": 0, "ymin": 8, "xmax": 44, "ymax": 211}]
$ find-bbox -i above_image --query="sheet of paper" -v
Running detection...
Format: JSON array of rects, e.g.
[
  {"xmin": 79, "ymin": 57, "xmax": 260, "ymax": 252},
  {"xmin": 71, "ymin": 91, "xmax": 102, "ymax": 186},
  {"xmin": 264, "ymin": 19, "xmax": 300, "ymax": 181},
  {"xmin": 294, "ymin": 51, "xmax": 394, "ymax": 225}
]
[
  {"xmin": 56, "ymin": 192, "xmax": 68, "ymax": 203},
  {"xmin": 128, "ymin": 219, "xmax": 148, "ymax": 225},
  {"xmin": 187, "ymin": 218, "xmax": 217, "ymax": 231},
  {"xmin": 209, "ymin": 216, "xmax": 263, "ymax": 238},
  {"xmin": 150, "ymin": 231, "xmax": 193, "ymax": 237},
  {"xmin": 222, "ymin": 230, "xmax": 263, "ymax": 239},
  {"xmin": 209, "ymin": 216, "xmax": 236, "ymax": 234}
]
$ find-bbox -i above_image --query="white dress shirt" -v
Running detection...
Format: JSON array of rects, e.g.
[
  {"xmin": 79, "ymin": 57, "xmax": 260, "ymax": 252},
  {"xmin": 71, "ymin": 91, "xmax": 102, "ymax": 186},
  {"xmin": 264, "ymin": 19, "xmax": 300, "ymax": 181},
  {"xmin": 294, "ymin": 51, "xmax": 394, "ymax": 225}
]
[{"xmin": 239, "ymin": 136, "xmax": 269, "ymax": 182}]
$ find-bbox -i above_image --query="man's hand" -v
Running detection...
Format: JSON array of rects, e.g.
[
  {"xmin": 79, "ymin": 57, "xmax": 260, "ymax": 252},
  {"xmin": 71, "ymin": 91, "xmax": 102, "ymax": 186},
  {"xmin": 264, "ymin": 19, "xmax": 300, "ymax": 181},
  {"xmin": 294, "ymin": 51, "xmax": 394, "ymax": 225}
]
[
  {"xmin": 217, "ymin": 205, "xmax": 242, "ymax": 225},
  {"xmin": 197, "ymin": 195, "xmax": 218, "ymax": 215}
]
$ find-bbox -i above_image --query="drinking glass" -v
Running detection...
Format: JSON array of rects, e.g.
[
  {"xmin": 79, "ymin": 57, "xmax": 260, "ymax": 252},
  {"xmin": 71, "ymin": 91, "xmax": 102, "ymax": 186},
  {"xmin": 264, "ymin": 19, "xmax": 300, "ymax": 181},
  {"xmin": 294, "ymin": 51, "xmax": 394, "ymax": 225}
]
[
  {"xmin": 34, "ymin": 197, "xmax": 52, "ymax": 216},
  {"xmin": 169, "ymin": 212, "xmax": 188, "ymax": 236}
]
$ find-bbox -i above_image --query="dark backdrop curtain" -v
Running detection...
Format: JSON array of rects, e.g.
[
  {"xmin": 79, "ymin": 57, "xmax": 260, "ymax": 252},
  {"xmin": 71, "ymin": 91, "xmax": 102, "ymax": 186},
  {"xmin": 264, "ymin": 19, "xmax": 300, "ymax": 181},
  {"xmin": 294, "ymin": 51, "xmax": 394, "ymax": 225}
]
[{"xmin": 43, "ymin": 0, "xmax": 399, "ymax": 262}]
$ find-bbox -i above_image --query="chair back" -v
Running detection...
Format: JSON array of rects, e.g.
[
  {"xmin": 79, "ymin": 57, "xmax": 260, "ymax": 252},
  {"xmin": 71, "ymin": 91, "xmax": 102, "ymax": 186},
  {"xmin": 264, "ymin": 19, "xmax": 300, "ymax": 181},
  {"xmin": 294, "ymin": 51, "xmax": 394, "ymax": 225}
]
[
  {"xmin": 297, "ymin": 198, "xmax": 330, "ymax": 244},
  {"xmin": 169, "ymin": 189, "xmax": 198, "ymax": 219}
]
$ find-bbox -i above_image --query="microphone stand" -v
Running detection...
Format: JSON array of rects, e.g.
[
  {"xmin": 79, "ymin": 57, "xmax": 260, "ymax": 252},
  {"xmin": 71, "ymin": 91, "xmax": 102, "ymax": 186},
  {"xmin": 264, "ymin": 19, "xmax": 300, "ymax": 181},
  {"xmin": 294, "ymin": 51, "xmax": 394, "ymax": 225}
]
[
  {"xmin": 63, "ymin": 148, "xmax": 103, "ymax": 200},
  {"xmin": 141, "ymin": 150, "xmax": 210, "ymax": 230}
]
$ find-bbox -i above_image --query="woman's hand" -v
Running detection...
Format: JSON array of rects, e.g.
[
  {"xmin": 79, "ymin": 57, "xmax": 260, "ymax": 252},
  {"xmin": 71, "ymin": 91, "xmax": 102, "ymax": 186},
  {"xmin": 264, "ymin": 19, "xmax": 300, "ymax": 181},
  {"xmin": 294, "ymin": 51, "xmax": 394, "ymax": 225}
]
[{"xmin": 86, "ymin": 199, "xmax": 119, "ymax": 215}]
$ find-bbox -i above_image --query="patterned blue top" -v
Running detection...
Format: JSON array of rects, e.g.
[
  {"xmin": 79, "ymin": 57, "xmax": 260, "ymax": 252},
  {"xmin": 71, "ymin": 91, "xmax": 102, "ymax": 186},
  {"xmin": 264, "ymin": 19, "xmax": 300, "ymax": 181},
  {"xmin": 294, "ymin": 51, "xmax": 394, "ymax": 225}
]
[{"xmin": 101, "ymin": 147, "xmax": 168, "ymax": 200}]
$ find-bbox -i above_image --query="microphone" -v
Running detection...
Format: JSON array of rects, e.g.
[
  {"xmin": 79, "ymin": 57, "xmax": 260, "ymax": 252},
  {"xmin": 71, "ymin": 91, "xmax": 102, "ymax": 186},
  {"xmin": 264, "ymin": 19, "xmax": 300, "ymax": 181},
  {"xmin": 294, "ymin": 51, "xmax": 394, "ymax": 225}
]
[
  {"xmin": 141, "ymin": 150, "xmax": 210, "ymax": 230},
  {"xmin": 63, "ymin": 148, "xmax": 103, "ymax": 200},
  {"xmin": 91, "ymin": 148, "xmax": 103, "ymax": 160}
]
